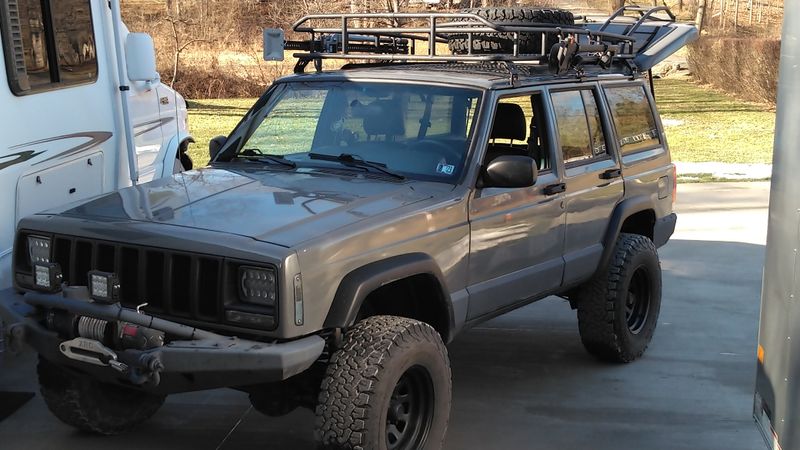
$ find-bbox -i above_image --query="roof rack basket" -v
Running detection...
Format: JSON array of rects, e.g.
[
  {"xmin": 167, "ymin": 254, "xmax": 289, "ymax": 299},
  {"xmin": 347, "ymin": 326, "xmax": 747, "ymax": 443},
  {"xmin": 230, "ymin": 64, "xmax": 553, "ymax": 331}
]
[{"xmin": 276, "ymin": 5, "xmax": 697, "ymax": 76}]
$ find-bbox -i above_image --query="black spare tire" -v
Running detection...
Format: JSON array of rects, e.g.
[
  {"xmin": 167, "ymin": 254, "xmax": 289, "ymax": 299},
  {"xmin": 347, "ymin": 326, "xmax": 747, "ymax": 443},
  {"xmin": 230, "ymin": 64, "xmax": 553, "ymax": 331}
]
[{"xmin": 448, "ymin": 8, "xmax": 575, "ymax": 55}]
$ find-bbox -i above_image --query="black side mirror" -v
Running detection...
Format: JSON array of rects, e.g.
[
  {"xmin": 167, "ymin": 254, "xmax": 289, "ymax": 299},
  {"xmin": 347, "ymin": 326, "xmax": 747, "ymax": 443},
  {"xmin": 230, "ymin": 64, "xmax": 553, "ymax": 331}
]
[
  {"xmin": 482, "ymin": 155, "xmax": 538, "ymax": 188},
  {"xmin": 209, "ymin": 135, "xmax": 228, "ymax": 161}
]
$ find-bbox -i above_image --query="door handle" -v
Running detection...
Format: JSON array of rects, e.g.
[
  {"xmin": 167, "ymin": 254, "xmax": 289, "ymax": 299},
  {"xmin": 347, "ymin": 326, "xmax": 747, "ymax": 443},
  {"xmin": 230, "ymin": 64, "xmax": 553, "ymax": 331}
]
[
  {"xmin": 543, "ymin": 182, "xmax": 566, "ymax": 196},
  {"xmin": 600, "ymin": 168, "xmax": 622, "ymax": 180}
]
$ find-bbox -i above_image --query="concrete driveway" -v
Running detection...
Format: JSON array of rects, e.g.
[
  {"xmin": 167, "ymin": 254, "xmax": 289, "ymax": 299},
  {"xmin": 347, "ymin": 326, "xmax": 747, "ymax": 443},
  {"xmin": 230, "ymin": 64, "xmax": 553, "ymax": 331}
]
[{"xmin": 0, "ymin": 182, "xmax": 770, "ymax": 450}]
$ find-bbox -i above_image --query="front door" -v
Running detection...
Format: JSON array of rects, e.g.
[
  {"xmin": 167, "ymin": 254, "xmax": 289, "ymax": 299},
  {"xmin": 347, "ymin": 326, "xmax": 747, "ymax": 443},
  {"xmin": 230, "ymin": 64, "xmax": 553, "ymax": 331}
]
[
  {"xmin": 466, "ymin": 91, "xmax": 566, "ymax": 320},
  {"xmin": 549, "ymin": 87, "xmax": 624, "ymax": 286}
]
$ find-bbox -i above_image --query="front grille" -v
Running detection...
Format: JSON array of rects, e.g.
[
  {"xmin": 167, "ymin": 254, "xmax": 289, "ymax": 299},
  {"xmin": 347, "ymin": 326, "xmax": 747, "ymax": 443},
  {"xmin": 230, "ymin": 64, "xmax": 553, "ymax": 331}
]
[{"xmin": 50, "ymin": 235, "xmax": 228, "ymax": 323}]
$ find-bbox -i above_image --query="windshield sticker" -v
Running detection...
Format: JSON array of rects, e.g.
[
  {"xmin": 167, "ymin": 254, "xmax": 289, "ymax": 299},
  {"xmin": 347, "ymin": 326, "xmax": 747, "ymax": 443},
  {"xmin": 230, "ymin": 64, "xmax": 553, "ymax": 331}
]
[{"xmin": 436, "ymin": 163, "xmax": 455, "ymax": 175}]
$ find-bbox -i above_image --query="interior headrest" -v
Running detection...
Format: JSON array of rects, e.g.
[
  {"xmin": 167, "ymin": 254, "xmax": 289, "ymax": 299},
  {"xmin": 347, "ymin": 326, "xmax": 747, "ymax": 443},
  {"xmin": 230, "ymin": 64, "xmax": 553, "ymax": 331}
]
[
  {"xmin": 363, "ymin": 100, "xmax": 406, "ymax": 137},
  {"xmin": 491, "ymin": 103, "xmax": 527, "ymax": 141}
]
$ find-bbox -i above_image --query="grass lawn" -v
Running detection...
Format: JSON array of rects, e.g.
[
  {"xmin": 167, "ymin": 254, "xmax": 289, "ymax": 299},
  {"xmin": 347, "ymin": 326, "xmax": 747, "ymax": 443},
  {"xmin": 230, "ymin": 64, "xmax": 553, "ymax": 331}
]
[
  {"xmin": 186, "ymin": 99, "xmax": 253, "ymax": 166},
  {"xmin": 654, "ymin": 77, "xmax": 775, "ymax": 164},
  {"xmin": 185, "ymin": 77, "xmax": 776, "ymax": 167}
]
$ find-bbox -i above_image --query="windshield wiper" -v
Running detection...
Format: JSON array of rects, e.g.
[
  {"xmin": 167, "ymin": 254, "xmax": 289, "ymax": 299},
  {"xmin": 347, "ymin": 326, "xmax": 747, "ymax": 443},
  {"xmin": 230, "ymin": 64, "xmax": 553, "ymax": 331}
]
[
  {"xmin": 307, "ymin": 153, "xmax": 405, "ymax": 180},
  {"xmin": 238, "ymin": 149, "xmax": 297, "ymax": 168}
]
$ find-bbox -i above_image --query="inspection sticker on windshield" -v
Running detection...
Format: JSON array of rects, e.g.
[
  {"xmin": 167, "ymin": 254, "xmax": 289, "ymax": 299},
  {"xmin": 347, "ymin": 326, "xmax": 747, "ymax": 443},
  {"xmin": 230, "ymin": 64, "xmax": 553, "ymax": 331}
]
[{"xmin": 436, "ymin": 163, "xmax": 455, "ymax": 175}]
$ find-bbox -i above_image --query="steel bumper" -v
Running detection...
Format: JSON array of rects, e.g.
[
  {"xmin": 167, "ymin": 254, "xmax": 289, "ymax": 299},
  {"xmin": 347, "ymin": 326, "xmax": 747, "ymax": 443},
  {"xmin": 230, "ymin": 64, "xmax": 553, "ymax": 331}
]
[{"xmin": 0, "ymin": 288, "xmax": 325, "ymax": 395}]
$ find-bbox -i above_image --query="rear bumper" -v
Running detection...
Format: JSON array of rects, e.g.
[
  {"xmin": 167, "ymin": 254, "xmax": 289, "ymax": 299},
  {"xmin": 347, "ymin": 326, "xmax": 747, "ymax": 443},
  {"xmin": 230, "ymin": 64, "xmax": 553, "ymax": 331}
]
[
  {"xmin": 0, "ymin": 288, "xmax": 325, "ymax": 395},
  {"xmin": 654, "ymin": 213, "xmax": 677, "ymax": 248}
]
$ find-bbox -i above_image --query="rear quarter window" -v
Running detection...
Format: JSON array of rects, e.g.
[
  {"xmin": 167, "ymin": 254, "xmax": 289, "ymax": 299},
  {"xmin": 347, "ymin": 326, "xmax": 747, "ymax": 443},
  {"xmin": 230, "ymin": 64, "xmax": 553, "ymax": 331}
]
[{"xmin": 604, "ymin": 85, "xmax": 661, "ymax": 154}]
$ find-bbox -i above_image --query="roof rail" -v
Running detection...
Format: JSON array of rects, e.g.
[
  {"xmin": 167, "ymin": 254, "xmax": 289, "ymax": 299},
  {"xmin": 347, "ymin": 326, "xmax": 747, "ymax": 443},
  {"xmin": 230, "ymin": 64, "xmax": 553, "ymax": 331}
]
[{"xmin": 273, "ymin": 6, "xmax": 695, "ymax": 77}]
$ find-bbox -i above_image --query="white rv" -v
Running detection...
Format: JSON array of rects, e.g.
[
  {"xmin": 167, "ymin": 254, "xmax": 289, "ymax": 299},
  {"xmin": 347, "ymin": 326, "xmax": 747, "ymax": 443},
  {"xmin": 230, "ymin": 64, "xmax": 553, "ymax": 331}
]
[{"xmin": 0, "ymin": 0, "xmax": 193, "ymax": 289}]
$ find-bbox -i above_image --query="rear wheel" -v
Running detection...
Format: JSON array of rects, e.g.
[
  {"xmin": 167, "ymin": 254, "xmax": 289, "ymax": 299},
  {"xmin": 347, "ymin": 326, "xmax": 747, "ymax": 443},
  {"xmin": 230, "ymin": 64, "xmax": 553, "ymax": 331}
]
[
  {"xmin": 575, "ymin": 233, "xmax": 662, "ymax": 362},
  {"xmin": 314, "ymin": 315, "xmax": 451, "ymax": 450},
  {"xmin": 38, "ymin": 357, "xmax": 165, "ymax": 435},
  {"xmin": 448, "ymin": 8, "xmax": 574, "ymax": 55}
]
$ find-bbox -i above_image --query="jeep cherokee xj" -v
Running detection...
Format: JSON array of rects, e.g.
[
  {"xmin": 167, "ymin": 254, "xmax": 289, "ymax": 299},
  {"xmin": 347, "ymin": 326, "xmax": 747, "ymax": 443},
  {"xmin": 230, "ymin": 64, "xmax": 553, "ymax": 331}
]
[{"xmin": 0, "ymin": 7, "xmax": 695, "ymax": 450}]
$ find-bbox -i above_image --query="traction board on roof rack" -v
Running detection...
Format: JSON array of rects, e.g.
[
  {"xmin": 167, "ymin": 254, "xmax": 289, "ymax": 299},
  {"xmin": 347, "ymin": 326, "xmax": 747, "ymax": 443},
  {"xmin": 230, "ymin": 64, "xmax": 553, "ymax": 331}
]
[{"xmin": 262, "ymin": 6, "xmax": 697, "ymax": 76}]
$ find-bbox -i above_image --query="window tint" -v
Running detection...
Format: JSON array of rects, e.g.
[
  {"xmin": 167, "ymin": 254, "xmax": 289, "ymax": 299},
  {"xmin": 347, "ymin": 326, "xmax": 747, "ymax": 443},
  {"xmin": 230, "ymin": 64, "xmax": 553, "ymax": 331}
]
[
  {"xmin": 246, "ymin": 89, "xmax": 328, "ymax": 153},
  {"xmin": 51, "ymin": 1, "xmax": 97, "ymax": 84},
  {"xmin": 15, "ymin": 1, "xmax": 51, "ymax": 90},
  {"xmin": 552, "ymin": 90, "xmax": 607, "ymax": 164},
  {"xmin": 605, "ymin": 85, "xmax": 661, "ymax": 154},
  {"xmin": 486, "ymin": 93, "xmax": 551, "ymax": 172},
  {"xmin": 2, "ymin": 0, "xmax": 97, "ymax": 94}
]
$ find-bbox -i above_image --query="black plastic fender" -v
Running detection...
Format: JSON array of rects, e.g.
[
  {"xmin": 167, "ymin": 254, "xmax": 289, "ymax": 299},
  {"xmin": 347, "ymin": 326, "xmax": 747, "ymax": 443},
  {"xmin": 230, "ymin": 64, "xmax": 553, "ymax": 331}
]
[
  {"xmin": 596, "ymin": 196, "xmax": 656, "ymax": 277},
  {"xmin": 322, "ymin": 253, "xmax": 455, "ymax": 341}
]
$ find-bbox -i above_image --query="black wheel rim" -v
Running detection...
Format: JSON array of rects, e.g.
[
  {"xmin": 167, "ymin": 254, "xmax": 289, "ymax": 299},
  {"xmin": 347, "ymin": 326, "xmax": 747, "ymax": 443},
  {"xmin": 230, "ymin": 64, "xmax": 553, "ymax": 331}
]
[
  {"xmin": 625, "ymin": 266, "xmax": 652, "ymax": 335},
  {"xmin": 385, "ymin": 365, "xmax": 435, "ymax": 450}
]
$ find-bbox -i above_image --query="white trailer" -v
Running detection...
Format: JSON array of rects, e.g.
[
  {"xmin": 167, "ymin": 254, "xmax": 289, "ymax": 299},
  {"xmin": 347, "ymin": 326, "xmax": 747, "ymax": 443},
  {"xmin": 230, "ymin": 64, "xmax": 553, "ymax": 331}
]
[{"xmin": 0, "ymin": 0, "xmax": 193, "ymax": 289}]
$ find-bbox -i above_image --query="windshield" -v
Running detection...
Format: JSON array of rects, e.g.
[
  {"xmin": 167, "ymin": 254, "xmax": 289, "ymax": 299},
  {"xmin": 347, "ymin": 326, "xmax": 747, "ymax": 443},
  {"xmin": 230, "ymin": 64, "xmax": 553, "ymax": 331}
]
[{"xmin": 231, "ymin": 82, "xmax": 482, "ymax": 181}]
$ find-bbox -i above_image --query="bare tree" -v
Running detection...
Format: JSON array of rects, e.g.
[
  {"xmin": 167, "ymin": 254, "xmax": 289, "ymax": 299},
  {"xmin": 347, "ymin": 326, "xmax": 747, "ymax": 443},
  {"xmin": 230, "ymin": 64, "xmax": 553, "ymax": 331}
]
[{"xmin": 695, "ymin": 0, "xmax": 707, "ymax": 32}]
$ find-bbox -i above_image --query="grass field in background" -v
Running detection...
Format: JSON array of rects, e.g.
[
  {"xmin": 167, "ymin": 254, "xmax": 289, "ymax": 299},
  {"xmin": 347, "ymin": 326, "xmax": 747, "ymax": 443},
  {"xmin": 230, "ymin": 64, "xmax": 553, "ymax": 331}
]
[
  {"xmin": 655, "ymin": 78, "xmax": 775, "ymax": 164},
  {"xmin": 185, "ymin": 78, "xmax": 776, "ymax": 168},
  {"xmin": 186, "ymin": 99, "xmax": 253, "ymax": 166}
]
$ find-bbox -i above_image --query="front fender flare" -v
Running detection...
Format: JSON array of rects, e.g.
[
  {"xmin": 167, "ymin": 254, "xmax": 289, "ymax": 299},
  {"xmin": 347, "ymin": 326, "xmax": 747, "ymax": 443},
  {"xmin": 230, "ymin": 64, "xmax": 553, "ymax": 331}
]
[{"xmin": 322, "ymin": 253, "xmax": 454, "ymax": 340}]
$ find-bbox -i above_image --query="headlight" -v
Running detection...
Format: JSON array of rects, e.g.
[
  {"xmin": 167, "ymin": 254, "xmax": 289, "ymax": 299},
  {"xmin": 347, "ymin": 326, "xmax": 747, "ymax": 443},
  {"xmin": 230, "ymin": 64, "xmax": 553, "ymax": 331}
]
[
  {"xmin": 27, "ymin": 235, "xmax": 51, "ymax": 265},
  {"xmin": 239, "ymin": 266, "xmax": 277, "ymax": 306}
]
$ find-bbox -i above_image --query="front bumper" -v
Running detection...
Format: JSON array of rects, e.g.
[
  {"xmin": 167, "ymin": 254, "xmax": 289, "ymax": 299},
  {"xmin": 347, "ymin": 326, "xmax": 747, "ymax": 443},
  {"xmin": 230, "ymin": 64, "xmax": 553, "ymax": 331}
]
[{"xmin": 0, "ymin": 288, "xmax": 325, "ymax": 395}]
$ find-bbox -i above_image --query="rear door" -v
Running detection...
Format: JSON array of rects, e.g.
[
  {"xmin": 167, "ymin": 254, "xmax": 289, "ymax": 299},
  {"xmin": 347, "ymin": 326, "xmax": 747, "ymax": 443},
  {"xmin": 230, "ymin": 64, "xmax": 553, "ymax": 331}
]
[{"xmin": 549, "ymin": 86, "xmax": 624, "ymax": 286}]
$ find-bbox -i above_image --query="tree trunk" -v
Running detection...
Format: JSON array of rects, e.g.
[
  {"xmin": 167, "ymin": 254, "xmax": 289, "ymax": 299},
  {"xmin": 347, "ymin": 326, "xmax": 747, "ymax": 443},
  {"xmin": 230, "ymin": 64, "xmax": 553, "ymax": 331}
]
[
  {"xmin": 695, "ymin": 0, "xmax": 707, "ymax": 32},
  {"xmin": 609, "ymin": 0, "xmax": 624, "ymax": 14}
]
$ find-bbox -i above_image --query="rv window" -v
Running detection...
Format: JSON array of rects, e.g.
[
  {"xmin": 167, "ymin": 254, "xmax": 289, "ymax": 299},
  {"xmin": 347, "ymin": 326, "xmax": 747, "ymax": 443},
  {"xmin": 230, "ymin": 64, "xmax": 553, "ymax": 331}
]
[{"xmin": 1, "ymin": 0, "xmax": 97, "ymax": 95}]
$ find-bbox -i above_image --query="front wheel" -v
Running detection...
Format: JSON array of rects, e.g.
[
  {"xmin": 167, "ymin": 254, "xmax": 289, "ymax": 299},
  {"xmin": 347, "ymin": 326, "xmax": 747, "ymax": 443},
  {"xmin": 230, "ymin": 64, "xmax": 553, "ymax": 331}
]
[
  {"xmin": 315, "ymin": 316, "xmax": 451, "ymax": 450},
  {"xmin": 38, "ymin": 357, "xmax": 165, "ymax": 435},
  {"xmin": 575, "ymin": 233, "xmax": 662, "ymax": 363}
]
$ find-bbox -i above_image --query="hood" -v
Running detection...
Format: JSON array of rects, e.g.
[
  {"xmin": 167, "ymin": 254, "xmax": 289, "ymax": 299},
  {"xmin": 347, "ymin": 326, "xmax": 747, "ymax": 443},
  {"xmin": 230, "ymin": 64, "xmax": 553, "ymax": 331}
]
[{"xmin": 53, "ymin": 167, "xmax": 445, "ymax": 248}]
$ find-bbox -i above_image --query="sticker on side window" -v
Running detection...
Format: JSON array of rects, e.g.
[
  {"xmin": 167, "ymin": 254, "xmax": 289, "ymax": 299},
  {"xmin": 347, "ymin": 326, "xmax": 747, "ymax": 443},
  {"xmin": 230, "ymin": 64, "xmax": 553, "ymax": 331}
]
[{"xmin": 436, "ymin": 163, "xmax": 455, "ymax": 175}]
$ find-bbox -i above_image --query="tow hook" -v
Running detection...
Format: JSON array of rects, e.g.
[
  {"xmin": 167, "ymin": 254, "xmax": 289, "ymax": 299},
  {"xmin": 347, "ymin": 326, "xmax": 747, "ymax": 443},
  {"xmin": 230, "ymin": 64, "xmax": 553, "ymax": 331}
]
[{"xmin": 59, "ymin": 337, "xmax": 128, "ymax": 374}]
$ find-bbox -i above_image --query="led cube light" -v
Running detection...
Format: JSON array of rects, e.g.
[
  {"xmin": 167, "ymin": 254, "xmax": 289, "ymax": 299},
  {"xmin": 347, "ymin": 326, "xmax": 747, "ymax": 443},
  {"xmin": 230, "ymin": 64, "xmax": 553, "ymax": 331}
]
[
  {"xmin": 33, "ymin": 262, "xmax": 62, "ymax": 292},
  {"xmin": 88, "ymin": 270, "xmax": 120, "ymax": 304}
]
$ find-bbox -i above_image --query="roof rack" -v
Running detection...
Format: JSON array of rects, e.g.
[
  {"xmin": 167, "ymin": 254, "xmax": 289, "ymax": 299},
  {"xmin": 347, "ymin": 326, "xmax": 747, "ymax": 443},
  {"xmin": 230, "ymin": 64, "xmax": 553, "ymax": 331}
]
[{"xmin": 270, "ymin": 6, "xmax": 697, "ymax": 80}]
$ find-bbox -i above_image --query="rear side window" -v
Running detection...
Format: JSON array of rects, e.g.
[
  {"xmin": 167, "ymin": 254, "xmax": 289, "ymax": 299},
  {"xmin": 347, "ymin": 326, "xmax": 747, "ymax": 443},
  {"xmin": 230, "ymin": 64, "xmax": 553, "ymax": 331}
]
[
  {"xmin": 0, "ymin": 0, "xmax": 97, "ymax": 95},
  {"xmin": 551, "ymin": 89, "xmax": 607, "ymax": 165},
  {"xmin": 604, "ymin": 86, "xmax": 661, "ymax": 154}
]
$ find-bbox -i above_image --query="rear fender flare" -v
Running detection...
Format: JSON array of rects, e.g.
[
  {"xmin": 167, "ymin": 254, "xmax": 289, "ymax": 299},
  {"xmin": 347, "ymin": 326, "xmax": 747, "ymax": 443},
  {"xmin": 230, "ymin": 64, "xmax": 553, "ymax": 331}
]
[{"xmin": 596, "ymin": 196, "xmax": 655, "ymax": 276}]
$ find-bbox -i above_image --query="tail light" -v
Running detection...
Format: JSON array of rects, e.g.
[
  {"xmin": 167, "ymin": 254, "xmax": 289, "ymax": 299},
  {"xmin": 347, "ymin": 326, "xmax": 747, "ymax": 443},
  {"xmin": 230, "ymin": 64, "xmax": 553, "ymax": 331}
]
[{"xmin": 671, "ymin": 165, "xmax": 677, "ymax": 205}]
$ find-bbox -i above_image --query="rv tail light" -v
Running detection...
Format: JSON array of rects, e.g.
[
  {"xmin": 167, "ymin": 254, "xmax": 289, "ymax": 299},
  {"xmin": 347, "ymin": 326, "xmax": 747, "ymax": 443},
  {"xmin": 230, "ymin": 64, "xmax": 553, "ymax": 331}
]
[
  {"xmin": 34, "ymin": 262, "xmax": 63, "ymax": 293},
  {"xmin": 88, "ymin": 271, "xmax": 120, "ymax": 304}
]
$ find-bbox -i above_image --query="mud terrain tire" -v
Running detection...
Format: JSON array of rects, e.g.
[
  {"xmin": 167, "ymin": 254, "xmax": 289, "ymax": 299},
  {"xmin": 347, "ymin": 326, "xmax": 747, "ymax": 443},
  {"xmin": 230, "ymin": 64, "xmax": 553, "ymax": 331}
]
[
  {"xmin": 448, "ymin": 8, "xmax": 574, "ymax": 55},
  {"xmin": 315, "ymin": 315, "xmax": 451, "ymax": 450}
]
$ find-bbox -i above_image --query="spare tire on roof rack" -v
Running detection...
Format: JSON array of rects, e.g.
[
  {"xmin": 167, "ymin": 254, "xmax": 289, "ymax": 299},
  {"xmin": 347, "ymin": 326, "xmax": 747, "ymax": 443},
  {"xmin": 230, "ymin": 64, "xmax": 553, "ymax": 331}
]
[{"xmin": 448, "ymin": 8, "xmax": 575, "ymax": 55}]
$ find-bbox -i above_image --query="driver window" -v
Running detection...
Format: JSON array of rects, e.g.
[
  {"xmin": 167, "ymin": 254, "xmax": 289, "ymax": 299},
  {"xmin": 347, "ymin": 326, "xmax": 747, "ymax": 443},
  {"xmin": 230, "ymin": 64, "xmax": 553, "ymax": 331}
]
[{"xmin": 485, "ymin": 93, "xmax": 551, "ymax": 173}]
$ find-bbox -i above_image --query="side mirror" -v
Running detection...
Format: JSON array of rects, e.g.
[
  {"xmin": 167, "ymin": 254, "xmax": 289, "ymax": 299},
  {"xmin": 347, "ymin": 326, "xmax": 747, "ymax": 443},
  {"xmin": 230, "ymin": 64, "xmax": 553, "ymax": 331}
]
[
  {"xmin": 482, "ymin": 155, "xmax": 538, "ymax": 188},
  {"xmin": 209, "ymin": 135, "xmax": 228, "ymax": 161},
  {"xmin": 126, "ymin": 33, "xmax": 158, "ymax": 82}
]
